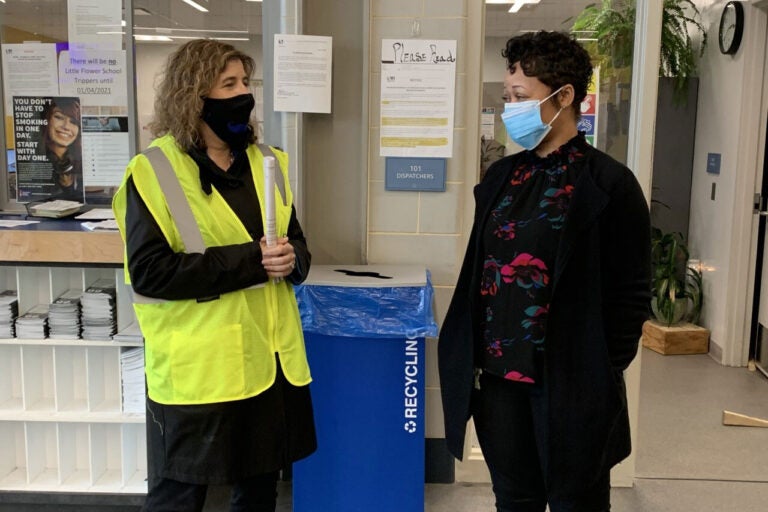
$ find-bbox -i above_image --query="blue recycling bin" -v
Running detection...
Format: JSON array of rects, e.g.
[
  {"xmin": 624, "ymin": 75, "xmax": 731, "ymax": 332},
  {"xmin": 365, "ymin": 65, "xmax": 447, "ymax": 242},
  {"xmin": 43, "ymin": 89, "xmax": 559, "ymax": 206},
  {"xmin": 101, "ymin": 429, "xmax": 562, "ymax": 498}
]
[{"xmin": 292, "ymin": 265, "xmax": 438, "ymax": 512}]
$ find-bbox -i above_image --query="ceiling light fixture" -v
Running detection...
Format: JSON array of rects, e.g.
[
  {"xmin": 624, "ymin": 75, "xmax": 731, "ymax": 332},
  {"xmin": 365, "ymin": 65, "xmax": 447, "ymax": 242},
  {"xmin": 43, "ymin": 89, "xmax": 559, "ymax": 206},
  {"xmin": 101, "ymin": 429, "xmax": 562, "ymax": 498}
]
[
  {"xmin": 180, "ymin": 0, "xmax": 209, "ymax": 13},
  {"xmin": 169, "ymin": 36, "xmax": 250, "ymax": 41},
  {"xmin": 509, "ymin": 0, "xmax": 541, "ymax": 14},
  {"xmin": 134, "ymin": 35, "xmax": 174, "ymax": 41},
  {"xmin": 135, "ymin": 26, "xmax": 248, "ymax": 34}
]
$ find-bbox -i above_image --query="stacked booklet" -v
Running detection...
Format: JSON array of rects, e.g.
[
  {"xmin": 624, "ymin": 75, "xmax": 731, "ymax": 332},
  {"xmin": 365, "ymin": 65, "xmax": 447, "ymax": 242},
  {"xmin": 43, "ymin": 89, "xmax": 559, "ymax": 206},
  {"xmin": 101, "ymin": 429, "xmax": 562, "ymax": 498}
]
[
  {"xmin": 120, "ymin": 347, "xmax": 146, "ymax": 414},
  {"xmin": 15, "ymin": 304, "xmax": 49, "ymax": 339},
  {"xmin": 48, "ymin": 289, "xmax": 82, "ymax": 340},
  {"xmin": 0, "ymin": 290, "xmax": 19, "ymax": 338},
  {"xmin": 27, "ymin": 200, "xmax": 84, "ymax": 218},
  {"xmin": 81, "ymin": 279, "xmax": 117, "ymax": 341}
]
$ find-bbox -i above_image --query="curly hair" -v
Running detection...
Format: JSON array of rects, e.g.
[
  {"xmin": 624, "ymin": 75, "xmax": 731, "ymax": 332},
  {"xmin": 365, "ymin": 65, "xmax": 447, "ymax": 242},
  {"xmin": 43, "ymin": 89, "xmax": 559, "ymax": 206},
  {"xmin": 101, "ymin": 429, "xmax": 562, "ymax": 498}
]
[
  {"xmin": 502, "ymin": 31, "xmax": 593, "ymax": 117},
  {"xmin": 149, "ymin": 39, "xmax": 256, "ymax": 151}
]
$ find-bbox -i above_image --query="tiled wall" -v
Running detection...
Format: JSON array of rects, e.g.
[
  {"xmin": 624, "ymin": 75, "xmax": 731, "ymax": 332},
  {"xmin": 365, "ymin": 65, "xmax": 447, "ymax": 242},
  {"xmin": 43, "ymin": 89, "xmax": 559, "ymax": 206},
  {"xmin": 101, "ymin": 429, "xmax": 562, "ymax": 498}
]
[{"xmin": 367, "ymin": 0, "xmax": 482, "ymax": 440}]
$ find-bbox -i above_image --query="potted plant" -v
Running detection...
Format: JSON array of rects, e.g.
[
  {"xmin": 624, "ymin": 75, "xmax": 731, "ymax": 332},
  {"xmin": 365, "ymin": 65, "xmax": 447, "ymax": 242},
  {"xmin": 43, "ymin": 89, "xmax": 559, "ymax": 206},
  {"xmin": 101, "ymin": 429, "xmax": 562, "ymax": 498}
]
[
  {"xmin": 642, "ymin": 228, "xmax": 708, "ymax": 355},
  {"xmin": 571, "ymin": 0, "xmax": 707, "ymax": 103},
  {"xmin": 650, "ymin": 229, "xmax": 702, "ymax": 326}
]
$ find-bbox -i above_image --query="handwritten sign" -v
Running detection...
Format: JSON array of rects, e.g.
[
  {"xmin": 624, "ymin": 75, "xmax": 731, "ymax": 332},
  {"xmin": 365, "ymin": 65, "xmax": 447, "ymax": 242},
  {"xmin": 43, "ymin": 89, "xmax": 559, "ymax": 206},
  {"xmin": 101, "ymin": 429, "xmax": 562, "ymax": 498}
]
[{"xmin": 380, "ymin": 39, "xmax": 457, "ymax": 158}]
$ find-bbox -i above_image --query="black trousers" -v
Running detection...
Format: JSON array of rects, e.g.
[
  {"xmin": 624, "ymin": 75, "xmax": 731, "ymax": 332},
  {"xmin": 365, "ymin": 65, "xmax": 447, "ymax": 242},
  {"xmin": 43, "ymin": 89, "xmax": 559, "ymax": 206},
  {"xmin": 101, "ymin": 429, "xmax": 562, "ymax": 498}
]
[
  {"xmin": 472, "ymin": 371, "xmax": 611, "ymax": 512},
  {"xmin": 141, "ymin": 472, "xmax": 279, "ymax": 512}
]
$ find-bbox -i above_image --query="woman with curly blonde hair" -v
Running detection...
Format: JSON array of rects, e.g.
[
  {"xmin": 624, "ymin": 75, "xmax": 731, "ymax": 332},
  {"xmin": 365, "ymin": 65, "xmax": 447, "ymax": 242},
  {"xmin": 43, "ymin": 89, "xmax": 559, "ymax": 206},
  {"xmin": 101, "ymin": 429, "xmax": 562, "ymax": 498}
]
[{"xmin": 113, "ymin": 39, "xmax": 315, "ymax": 512}]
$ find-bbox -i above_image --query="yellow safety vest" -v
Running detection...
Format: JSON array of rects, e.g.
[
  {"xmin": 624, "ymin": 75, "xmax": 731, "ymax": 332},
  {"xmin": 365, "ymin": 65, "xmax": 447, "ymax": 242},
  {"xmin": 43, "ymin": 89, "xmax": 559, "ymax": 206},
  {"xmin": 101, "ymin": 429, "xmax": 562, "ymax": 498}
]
[{"xmin": 112, "ymin": 134, "xmax": 311, "ymax": 405}]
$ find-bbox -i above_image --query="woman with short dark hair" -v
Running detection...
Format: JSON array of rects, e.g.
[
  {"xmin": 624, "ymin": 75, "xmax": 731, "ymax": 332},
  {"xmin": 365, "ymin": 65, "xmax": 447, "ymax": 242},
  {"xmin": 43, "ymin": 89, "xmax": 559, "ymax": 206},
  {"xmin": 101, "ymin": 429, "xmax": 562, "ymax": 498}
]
[{"xmin": 439, "ymin": 31, "xmax": 651, "ymax": 512}]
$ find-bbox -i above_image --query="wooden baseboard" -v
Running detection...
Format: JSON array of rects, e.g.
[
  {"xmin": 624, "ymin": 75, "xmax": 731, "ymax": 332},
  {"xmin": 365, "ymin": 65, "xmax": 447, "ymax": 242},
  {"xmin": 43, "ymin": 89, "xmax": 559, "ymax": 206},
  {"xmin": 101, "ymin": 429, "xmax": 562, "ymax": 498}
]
[{"xmin": 641, "ymin": 319, "xmax": 710, "ymax": 355}]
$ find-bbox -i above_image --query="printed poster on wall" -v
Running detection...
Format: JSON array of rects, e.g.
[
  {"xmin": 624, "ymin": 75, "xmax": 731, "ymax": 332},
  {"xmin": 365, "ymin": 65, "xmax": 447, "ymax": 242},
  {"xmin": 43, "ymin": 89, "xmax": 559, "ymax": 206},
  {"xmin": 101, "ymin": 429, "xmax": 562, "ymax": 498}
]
[
  {"xmin": 2, "ymin": 43, "xmax": 60, "ymax": 151},
  {"xmin": 379, "ymin": 39, "xmax": 457, "ymax": 158},
  {"xmin": 13, "ymin": 96, "xmax": 85, "ymax": 203},
  {"xmin": 58, "ymin": 50, "xmax": 127, "ymax": 107},
  {"xmin": 578, "ymin": 66, "xmax": 599, "ymax": 147},
  {"xmin": 67, "ymin": 0, "xmax": 123, "ymax": 51},
  {"xmin": 274, "ymin": 34, "xmax": 333, "ymax": 113},
  {"xmin": 57, "ymin": 49, "xmax": 129, "ymax": 200}
]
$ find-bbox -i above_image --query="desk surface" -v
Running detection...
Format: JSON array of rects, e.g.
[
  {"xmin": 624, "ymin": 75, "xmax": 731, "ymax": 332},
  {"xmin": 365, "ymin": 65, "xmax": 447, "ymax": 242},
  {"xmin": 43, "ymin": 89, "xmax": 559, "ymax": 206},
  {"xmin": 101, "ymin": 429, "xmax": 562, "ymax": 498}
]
[{"xmin": 0, "ymin": 214, "xmax": 123, "ymax": 266}]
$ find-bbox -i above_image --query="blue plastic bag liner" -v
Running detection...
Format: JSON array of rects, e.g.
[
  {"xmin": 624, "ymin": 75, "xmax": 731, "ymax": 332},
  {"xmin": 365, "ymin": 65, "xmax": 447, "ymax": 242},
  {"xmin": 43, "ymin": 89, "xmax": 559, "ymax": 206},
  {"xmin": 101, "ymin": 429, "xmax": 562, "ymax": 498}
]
[{"xmin": 294, "ymin": 265, "xmax": 438, "ymax": 339}]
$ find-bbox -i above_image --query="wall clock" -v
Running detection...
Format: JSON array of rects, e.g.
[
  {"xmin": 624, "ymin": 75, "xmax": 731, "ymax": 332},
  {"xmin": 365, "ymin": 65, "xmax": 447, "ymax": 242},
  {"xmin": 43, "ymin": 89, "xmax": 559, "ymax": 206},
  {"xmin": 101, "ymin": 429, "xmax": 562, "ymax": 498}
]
[{"xmin": 718, "ymin": 1, "xmax": 744, "ymax": 55}]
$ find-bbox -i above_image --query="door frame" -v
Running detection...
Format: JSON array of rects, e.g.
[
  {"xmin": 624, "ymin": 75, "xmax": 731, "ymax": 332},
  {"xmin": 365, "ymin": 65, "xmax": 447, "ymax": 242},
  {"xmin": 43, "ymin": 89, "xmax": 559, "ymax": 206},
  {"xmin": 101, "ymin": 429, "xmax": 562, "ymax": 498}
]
[
  {"xmin": 738, "ymin": 2, "xmax": 768, "ymax": 370},
  {"xmin": 747, "ymin": 2, "xmax": 768, "ymax": 372}
]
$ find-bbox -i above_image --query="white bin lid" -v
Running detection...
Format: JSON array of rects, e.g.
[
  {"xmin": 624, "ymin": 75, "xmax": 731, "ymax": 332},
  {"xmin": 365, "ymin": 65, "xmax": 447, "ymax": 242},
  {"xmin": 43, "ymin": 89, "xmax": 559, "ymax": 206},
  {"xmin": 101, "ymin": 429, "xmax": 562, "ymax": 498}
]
[{"xmin": 303, "ymin": 264, "xmax": 427, "ymax": 287}]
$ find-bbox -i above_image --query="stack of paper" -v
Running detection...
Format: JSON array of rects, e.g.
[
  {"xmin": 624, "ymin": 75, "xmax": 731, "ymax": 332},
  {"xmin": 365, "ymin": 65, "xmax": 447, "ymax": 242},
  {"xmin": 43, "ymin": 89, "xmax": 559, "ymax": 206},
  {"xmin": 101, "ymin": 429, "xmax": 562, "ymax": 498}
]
[
  {"xmin": 28, "ymin": 200, "xmax": 84, "ymax": 218},
  {"xmin": 15, "ymin": 305, "xmax": 49, "ymax": 339},
  {"xmin": 81, "ymin": 219, "xmax": 119, "ymax": 231},
  {"xmin": 0, "ymin": 290, "xmax": 19, "ymax": 338},
  {"xmin": 112, "ymin": 321, "xmax": 144, "ymax": 344},
  {"xmin": 81, "ymin": 279, "xmax": 117, "ymax": 341},
  {"xmin": 120, "ymin": 347, "xmax": 146, "ymax": 414},
  {"xmin": 48, "ymin": 289, "xmax": 81, "ymax": 340}
]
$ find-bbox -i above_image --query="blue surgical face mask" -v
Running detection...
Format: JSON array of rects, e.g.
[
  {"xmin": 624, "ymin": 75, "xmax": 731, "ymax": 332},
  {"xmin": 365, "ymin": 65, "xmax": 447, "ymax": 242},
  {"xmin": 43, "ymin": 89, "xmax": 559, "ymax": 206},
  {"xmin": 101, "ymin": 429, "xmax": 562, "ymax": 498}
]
[{"xmin": 501, "ymin": 87, "xmax": 564, "ymax": 150}]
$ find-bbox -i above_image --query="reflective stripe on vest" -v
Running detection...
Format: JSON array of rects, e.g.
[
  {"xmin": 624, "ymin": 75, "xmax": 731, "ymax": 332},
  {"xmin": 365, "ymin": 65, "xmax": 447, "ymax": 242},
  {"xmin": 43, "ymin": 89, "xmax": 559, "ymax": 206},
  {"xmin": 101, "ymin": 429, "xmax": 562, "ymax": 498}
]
[{"xmin": 132, "ymin": 144, "xmax": 281, "ymax": 305}]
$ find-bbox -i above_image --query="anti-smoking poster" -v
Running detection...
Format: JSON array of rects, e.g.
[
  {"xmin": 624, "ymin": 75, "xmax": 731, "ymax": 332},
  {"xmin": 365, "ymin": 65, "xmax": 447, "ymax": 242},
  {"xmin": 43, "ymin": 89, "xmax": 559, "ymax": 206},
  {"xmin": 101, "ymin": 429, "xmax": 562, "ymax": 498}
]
[{"xmin": 13, "ymin": 96, "xmax": 85, "ymax": 203}]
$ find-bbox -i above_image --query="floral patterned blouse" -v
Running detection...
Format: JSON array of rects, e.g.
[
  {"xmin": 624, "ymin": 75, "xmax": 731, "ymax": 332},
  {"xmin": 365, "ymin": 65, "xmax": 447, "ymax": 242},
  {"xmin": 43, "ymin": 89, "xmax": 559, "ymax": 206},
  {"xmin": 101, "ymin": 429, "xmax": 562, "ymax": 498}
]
[{"xmin": 477, "ymin": 133, "xmax": 588, "ymax": 383}]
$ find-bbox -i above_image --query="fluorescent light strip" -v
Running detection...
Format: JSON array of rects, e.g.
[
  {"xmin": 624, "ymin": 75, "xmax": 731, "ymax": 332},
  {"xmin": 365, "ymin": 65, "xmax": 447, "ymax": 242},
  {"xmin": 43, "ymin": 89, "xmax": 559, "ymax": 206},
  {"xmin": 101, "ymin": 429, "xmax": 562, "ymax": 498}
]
[
  {"xmin": 181, "ymin": 0, "xmax": 209, "ymax": 13},
  {"xmin": 135, "ymin": 35, "xmax": 173, "ymax": 41},
  {"xmin": 509, "ymin": 0, "xmax": 540, "ymax": 13},
  {"xmin": 134, "ymin": 26, "xmax": 248, "ymax": 34},
  {"xmin": 169, "ymin": 36, "xmax": 250, "ymax": 41}
]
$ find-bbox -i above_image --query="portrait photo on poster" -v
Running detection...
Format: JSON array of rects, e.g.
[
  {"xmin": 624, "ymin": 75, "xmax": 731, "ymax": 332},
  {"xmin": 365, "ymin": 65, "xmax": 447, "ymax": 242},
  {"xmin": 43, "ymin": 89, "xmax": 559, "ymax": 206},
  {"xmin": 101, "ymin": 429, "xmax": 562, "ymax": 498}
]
[{"xmin": 12, "ymin": 96, "xmax": 85, "ymax": 203}]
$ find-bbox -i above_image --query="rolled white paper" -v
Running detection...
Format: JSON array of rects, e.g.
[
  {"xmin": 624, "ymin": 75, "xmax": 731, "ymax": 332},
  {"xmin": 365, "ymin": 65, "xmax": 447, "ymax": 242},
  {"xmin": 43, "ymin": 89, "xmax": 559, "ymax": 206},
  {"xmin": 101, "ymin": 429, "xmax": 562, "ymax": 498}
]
[{"xmin": 263, "ymin": 156, "xmax": 277, "ymax": 248}]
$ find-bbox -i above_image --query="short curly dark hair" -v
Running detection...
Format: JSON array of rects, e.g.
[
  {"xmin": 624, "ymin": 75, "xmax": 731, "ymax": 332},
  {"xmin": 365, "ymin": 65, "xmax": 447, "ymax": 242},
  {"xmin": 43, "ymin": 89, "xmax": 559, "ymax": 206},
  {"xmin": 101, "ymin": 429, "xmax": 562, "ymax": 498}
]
[{"xmin": 502, "ymin": 31, "xmax": 593, "ymax": 116}]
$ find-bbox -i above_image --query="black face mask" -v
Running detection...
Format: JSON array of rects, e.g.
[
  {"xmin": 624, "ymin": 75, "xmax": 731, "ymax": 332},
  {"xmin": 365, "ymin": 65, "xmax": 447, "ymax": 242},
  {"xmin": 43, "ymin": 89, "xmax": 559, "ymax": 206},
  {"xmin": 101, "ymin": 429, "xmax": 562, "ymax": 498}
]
[{"xmin": 201, "ymin": 93, "xmax": 255, "ymax": 151}]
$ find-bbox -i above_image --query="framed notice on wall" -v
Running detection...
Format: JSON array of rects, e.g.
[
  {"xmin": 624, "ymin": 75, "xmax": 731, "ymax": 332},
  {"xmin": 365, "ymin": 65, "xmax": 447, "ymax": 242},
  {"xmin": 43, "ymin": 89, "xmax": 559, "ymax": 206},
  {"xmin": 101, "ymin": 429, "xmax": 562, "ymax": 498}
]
[{"xmin": 379, "ymin": 39, "xmax": 457, "ymax": 158}]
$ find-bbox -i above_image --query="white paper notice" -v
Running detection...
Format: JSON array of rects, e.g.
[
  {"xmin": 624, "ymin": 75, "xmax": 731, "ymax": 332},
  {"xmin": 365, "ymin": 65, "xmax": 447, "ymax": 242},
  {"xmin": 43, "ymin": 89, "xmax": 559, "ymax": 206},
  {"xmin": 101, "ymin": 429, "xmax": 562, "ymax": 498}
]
[
  {"xmin": 67, "ymin": 0, "xmax": 123, "ymax": 51},
  {"xmin": 81, "ymin": 117, "xmax": 130, "ymax": 187},
  {"xmin": 274, "ymin": 34, "xmax": 332, "ymax": 113},
  {"xmin": 481, "ymin": 107, "xmax": 495, "ymax": 140},
  {"xmin": 0, "ymin": 44, "xmax": 59, "ymax": 111},
  {"xmin": 58, "ymin": 50, "xmax": 127, "ymax": 106},
  {"xmin": 380, "ymin": 39, "xmax": 457, "ymax": 158}
]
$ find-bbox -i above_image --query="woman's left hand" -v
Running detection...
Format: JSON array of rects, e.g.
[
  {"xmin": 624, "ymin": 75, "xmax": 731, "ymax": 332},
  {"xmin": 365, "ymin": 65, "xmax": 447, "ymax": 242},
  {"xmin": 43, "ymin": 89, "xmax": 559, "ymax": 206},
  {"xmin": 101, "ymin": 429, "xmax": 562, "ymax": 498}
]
[{"xmin": 260, "ymin": 236, "xmax": 296, "ymax": 278}]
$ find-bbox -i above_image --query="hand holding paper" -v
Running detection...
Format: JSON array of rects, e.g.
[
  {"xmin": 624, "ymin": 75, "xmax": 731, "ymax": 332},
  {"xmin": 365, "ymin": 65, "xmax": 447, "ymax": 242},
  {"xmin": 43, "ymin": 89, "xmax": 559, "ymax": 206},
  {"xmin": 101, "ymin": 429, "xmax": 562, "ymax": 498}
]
[{"xmin": 260, "ymin": 236, "xmax": 296, "ymax": 279}]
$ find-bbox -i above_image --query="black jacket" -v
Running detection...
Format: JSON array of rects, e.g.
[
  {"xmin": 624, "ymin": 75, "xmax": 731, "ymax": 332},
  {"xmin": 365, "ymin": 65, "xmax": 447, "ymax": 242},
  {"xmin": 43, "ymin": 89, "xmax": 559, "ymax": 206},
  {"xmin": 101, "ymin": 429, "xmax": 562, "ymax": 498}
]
[{"xmin": 438, "ymin": 144, "xmax": 651, "ymax": 497}]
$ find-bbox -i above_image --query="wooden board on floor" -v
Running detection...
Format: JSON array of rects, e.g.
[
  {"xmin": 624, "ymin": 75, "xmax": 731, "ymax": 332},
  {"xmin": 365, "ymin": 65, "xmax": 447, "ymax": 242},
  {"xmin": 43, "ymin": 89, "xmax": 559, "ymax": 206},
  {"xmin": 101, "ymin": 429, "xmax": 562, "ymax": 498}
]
[{"xmin": 722, "ymin": 410, "xmax": 768, "ymax": 428}]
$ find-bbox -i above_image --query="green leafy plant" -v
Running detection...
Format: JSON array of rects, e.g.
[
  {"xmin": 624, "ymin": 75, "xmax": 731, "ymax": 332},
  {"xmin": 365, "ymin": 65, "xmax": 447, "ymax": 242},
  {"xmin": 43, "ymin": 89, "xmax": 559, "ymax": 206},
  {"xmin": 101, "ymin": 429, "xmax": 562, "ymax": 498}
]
[
  {"xmin": 571, "ymin": 0, "xmax": 707, "ymax": 103},
  {"xmin": 650, "ymin": 228, "xmax": 703, "ymax": 325},
  {"xmin": 571, "ymin": 0, "xmax": 635, "ymax": 69}
]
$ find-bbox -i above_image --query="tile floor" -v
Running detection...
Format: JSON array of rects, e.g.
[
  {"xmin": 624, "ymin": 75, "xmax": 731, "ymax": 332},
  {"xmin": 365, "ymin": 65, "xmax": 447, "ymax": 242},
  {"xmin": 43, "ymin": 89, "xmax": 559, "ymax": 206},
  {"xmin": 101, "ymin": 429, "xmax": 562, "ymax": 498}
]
[{"xmin": 202, "ymin": 349, "xmax": 768, "ymax": 511}]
